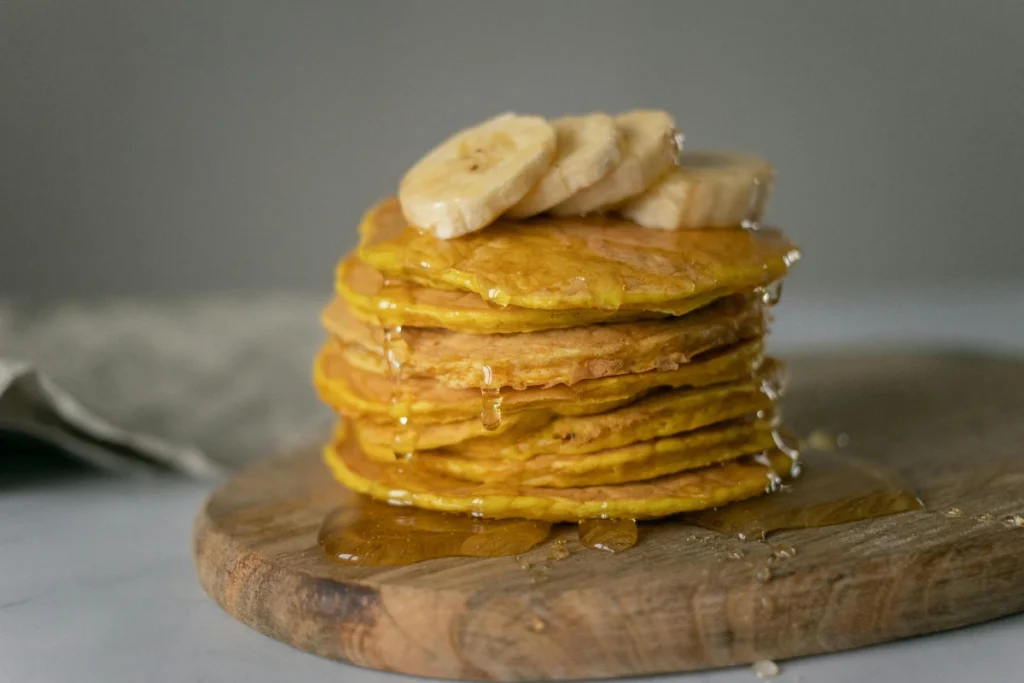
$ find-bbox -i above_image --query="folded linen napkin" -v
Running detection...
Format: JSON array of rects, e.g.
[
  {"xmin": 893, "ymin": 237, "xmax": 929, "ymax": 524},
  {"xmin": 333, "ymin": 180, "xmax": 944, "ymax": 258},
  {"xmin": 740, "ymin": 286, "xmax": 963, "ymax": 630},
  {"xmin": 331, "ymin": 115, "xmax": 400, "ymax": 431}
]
[{"xmin": 0, "ymin": 295, "xmax": 332, "ymax": 478}]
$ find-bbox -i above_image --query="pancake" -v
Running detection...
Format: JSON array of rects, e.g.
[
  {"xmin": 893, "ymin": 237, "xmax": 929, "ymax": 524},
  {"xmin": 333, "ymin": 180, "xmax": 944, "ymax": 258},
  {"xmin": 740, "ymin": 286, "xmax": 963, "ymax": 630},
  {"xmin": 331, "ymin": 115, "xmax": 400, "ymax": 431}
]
[
  {"xmin": 322, "ymin": 294, "xmax": 766, "ymax": 389},
  {"xmin": 447, "ymin": 376, "xmax": 776, "ymax": 460},
  {"xmin": 313, "ymin": 339, "xmax": 766, "ymax": 424},
  {"xmin": 349, "ymin": 372, "xmax": 775, "ymax": 462},
  {"xmin": 351, "ymin": 410, "xmax": 553, "ymax": 463},
  {"xmin": 324, "ymin": 427, "xmax": 795, "ymax": 521},
  {"xmin": 357, "ymin": 197, "xmax": 799, "ymax": 311},
  {"xmin": 337, "ymin": 256, "xmax": 739, "ymax": 334},
  {"xmin": 410, "ymin": 418, "xmax": 775, "ymax": 487}
]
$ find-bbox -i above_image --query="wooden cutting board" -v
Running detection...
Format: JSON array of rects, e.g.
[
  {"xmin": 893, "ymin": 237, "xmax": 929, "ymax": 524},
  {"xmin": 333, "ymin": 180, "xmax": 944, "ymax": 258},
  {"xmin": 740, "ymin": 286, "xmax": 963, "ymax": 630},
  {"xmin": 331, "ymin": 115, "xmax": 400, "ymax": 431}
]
[{"xmin": 193, "ymin": 351, "xmax": 1024, "ymax": 680}]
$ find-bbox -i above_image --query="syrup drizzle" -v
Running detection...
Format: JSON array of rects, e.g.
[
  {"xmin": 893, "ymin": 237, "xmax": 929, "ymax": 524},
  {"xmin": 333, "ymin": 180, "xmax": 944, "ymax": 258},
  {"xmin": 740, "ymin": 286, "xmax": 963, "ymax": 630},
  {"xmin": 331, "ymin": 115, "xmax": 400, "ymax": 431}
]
[
  {"xmin": 759, "ymin": 281, "xmax": 783, "ymax": 307},
  {"xmin": 480, "ymin": 365, "xmax": 504, "ymax": 432},
  {"xmin": 753, "ymin": 451, "xmax": 785, "ymax": 493},
  {"xmin": 382, "ymin": 325, "xmax": 416, "ymax": 459},
  {"xmin": 480, "ymin": 387, "xmax": 503, "ymax": 431},
  {"xmin": 759, "ymin": 367, "xmax": 784, "ymax": 402}
]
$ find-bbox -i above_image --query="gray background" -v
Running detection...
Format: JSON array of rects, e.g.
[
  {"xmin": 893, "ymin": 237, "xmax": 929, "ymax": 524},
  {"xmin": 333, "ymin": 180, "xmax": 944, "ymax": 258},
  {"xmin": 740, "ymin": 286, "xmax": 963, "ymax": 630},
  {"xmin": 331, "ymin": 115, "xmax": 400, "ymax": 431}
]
[{"xmin": 3, "ymin": 0, "xmax": 1023, "ymax": 299}]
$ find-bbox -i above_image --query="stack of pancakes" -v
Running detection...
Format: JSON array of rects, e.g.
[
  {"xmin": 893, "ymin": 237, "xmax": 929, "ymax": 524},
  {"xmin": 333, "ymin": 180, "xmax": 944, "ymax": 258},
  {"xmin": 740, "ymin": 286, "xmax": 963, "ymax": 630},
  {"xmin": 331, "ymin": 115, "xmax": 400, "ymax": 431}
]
[{"xmin": 315, "ymin": 198, "xmax": 801, "ymax": 522}]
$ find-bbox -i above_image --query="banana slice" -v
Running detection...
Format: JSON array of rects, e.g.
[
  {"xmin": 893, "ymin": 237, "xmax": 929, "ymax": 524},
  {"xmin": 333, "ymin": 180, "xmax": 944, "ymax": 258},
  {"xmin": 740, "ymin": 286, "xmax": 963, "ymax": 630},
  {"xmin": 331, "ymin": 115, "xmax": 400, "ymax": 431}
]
[
  {"xmin": 550, "ymin": 109, "xmax": 681, "ymax": 216},
  {"xmin": 398, "ymin": 113, "xmax": 556, "ymax": 239},
  {"xmin": 619, "ymin": 151, "xmax": 774, "ymax": 230},
  {"xmin": 506, "ymin": 114, "xmax": 622, "ymax": 218}
]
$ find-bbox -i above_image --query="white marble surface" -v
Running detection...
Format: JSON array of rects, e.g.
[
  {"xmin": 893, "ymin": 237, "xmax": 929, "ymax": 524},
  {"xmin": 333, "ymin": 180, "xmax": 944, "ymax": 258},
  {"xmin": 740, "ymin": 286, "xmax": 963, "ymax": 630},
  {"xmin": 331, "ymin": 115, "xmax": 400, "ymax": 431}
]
[{"xmin": 2, "ymin": 286, "xmax": 1024, "ymax": 683}]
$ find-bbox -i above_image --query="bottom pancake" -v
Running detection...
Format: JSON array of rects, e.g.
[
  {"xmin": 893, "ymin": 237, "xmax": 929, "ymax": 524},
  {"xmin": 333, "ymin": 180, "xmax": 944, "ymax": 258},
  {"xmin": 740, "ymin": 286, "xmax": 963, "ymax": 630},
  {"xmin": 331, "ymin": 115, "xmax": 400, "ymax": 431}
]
[{"xmin": 324, "ymin": 426, "xmax": 796, "ymax": 522}]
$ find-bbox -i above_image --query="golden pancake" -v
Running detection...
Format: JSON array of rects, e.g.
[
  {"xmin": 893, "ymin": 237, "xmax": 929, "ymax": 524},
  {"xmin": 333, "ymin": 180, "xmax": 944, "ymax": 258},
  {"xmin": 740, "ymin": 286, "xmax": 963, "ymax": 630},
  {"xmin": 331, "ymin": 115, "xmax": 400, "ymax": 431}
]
[
  {"xmin": 313, "ymin": 339, "xmax": 766, "ymax": 424},
  {"xmin": 337, "ymin": 256, "xmax": 739, "ymax": 334},
  {"xmin": 322, "ymin": 294, "xmax": 765, "ymax": 389},
  {"xmin": 449, "ymin": 377, "xmax": 776, "ymax": 460},
  {"xmin": 349, "ymin": 370, "xmax": 775, "ymax": 462},
  {"xmin": 351, "ymin": 410, "xmax": 553, "ymax": 463},
  {"xmin": 357, "ymin": 197, "xmax": 799, "ymax": 311},
  {"xmin": 412, "ymin": 419, "xmax": 776, "ymax": 488},
  {"xmin": 324, "ymin": 427, "xmax": 795, "ymax": 521}
]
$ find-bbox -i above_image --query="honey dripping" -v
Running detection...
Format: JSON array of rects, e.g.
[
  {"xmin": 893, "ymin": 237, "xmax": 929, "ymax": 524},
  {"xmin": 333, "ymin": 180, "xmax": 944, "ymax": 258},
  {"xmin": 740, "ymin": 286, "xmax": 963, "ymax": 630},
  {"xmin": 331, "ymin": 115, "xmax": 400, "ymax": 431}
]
[
  {"xmin": 480, "ymin": 388, "xmax": 503, "ymax": 431},
  {"xmin": 319, "ymin": 497, "xmax": 552, "ymax": 566},
  {"xmin": 382, "ymin": 325, "xmax": 417, "ymax": 459},
  {"xmin": 759, "ymin": 281, "xmax": 783, "ymax": 307},
  {"xmin": 772, "ymin": 426, "xmax": 802, "ymax": 476},
  {"xmin": 479, "ymin": 366, "xmax": 504, "ymax": 432},
  {"xmin": 753, "ymin": 451, "xmax": 784, "ymax": 493},
  {"xmin": 577, "ymin": 518, "xmax": 639, "ymax": 553},
  {"xmin": 687, "ymin": 449, "xmax": 923, "ymax": 540},
  {"xmin": 758, "ymin": 360, "xmax": 785, "ymax": 401}
]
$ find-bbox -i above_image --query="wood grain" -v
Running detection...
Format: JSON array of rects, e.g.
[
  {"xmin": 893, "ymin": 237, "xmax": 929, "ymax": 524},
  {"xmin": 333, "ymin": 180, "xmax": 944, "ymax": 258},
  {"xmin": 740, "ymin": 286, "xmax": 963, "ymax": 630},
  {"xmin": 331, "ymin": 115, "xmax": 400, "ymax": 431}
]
[{"xmin": 193, "ymin": 351, "xmax": 1024, "ymax": 680}]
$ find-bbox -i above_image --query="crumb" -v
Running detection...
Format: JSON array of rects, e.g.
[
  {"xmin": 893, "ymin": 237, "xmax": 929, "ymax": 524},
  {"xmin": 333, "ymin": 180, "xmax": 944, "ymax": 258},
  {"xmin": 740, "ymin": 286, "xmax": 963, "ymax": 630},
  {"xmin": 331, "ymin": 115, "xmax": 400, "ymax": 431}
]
[
  {"xmin": 771, "ymin": 544, "xmax": 796, "ymax": 561},
  {"xmin": 547, "ymin": 540, "xmax": 570, "ymax": 561}
]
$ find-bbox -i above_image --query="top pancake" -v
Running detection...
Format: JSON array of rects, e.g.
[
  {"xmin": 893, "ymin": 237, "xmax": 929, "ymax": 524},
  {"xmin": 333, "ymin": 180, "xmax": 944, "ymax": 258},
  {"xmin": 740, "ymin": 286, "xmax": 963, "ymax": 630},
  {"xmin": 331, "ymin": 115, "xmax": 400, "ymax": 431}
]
[
  {"xmin": 357, "ymin": 197, "xmax": 799, "ymax": 311},
  {"xmin": 337, "ymin": 257, "xmax": 733, "ymax": 334}
]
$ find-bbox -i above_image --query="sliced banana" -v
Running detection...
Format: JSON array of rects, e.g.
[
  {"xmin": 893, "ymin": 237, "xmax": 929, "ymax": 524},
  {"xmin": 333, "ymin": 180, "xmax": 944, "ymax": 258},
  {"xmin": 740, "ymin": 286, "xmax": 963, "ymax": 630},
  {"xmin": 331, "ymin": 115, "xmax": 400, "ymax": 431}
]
[
  {"xmin": 506, "ymin": 114, "xmax": 622, "ymax": 218},
  {"xmin": 398, "ymin": 113, "xmax": 556, "ymax": 239},
  {"xmin": 550, "ymin": 109, "xmax": 681, "ymax": 216},
  {"xmin": 619, "ymin": 151, "xmax": 774, "ymax": 230}
]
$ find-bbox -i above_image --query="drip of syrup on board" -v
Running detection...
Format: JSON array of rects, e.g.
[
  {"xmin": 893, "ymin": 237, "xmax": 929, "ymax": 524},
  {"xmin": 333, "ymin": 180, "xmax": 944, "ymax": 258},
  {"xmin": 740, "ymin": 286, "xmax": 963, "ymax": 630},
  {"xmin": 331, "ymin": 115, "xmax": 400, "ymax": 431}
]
[
  {"xmin": 686, "ymin": 449, "xmax": 923, "ymax": 540},
  {"xmin": 319, "ymin": 498, "xmax": 552, "ymax": 566},
  {"xmin": 578, "ymin": 518, "xmax": 639, "ymax": 553}
]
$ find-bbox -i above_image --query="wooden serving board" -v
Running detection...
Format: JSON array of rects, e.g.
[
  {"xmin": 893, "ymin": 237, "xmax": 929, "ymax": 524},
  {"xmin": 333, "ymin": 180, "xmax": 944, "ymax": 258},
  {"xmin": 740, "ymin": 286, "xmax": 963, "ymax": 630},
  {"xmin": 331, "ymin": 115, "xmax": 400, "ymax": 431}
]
[{"xmin": 193, "ymin": 351, "xmax": 1024, "ymax": 680}]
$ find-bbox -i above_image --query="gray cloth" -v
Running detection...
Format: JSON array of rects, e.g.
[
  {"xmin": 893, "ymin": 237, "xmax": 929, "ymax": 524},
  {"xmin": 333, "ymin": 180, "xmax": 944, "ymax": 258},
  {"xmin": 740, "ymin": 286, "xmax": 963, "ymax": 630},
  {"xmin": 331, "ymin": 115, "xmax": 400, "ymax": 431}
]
[{"xmin": 0, "ymin": 295, "xmax": 333, "ymax": 476}]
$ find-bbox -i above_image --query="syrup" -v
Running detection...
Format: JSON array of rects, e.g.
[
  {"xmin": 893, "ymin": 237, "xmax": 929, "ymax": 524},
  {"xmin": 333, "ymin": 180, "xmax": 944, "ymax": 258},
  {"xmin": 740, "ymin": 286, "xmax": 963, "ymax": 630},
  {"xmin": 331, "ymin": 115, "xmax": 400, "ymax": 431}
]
[
  {"xmin": 480, "ymin": 387, "xmax": 503, "ymax": 431},
  {"xmin": 687, "ymin": 450, "xmax": 923, "ymax": 540},
  {"xmin": 319, "ymin": 498, "xmax": 551, "ymax": 566},
  {"xmin": 758, "ymin": 361, "xmax": 785, "ymax": 401},
  {"xmin": 547, "ymin": 539, "xmax": 571, "ymax": 561},
  {"xmin": 382, "ymin": 325, "xmax": 417, "ymax": 458},
  {"xmin": 759, "ymin": 281, "xmax": 783, "ymax": 307},
  {"xmin": 578, "ymin": 518, "xmax": 639, "ymax": 553},
  {"xmin": 480, "ymin": 366, "xmax": 504, "ymax": 431}
]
